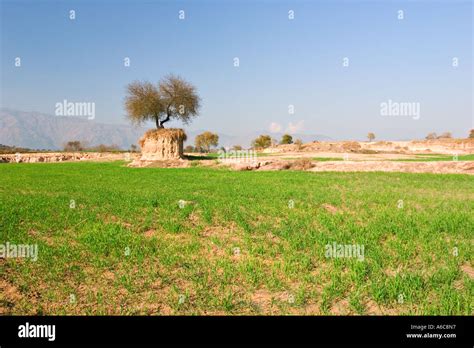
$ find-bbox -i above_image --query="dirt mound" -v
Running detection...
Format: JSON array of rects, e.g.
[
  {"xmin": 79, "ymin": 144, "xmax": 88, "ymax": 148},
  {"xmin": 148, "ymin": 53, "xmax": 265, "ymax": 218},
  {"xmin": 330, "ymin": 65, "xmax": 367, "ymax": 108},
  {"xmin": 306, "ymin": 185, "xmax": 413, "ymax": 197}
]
[
  {"xmin": 341, "ymin": 141, "xmax": 362, "ymax": 152},
  {"xmin": 139, "ymin": 128, "xmax": 186, "ymax": 161},
  {"xmin": 289, "ymin": 158, "xmax": 314, "ymax": 170}
]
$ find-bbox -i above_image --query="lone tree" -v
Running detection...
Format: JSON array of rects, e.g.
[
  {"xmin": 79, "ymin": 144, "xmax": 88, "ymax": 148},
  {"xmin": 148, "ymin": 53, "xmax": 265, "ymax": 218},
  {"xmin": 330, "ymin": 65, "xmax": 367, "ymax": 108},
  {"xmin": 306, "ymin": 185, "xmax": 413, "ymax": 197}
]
[
  {"xmin": 426, "ymin": 132, "xmax": 437, "ymax": 140},
  {"xmin": 367, "ymin": 132, "xmax": 376, "ymax": 142},
  {"xmin": 195, "ymin": 131, "xmax": 219, "ymax": 152},
  {"xmin": 252, "ymin": 135, "xmax": 272, "ymax": 149},
  {"xmin": 64, "ymin": 141, "xmax": 83, "ymax": 152},
  {"xmin": 184, "ymin": 145, "xmax": 195, "ymax": 153},
  {"xmin": 280, "ymin": 134, "xmax": 293, "ymax": 144},
  {"xmin": 125, "ymin": 75, "xmax": 200, "ymax": 129},
  {"xmin": 469, "ymin": 129, "xmax": 474, "ymax": 139}
]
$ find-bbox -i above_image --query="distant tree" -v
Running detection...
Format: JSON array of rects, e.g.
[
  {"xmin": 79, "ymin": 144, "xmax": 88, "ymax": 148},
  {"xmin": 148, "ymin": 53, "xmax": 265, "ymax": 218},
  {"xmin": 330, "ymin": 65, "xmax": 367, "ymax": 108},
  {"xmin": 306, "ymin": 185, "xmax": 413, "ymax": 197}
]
[
  {"xmin": 232, "ymin": 145, "xmax": 243, "ymax": 151},
  {"xmin": 437, "ymin": 132, "xmax": 452, "ymax": 139},
  {"xmin": 469, "ymin": 129, "xmax": 474, "ymax": 139},
  {"xmin": 184, "ymin": 145, "xmax": 195, "ymax": 153},
  {"xmin": 195, "ymin": 131, "xmax": 219, "ymax": 152},
  {"xmin": 130, "ymin": 144, "xmax": 138, "ymax": 152},
  {"xmin": 425, "ymin": 132, "xmax": 437, "ymax": 140},
  {"xmin": 91, "ymin": 144, "xmax": 121, "ymax": 153},
  {"xmin": 0, "ymin": 144, "xmax": 35, "ymax": 154},
  {"xmin": 280, "ymin": 134, "xmax": 293, "ymax": 145},
  {"xmin": 367, "ymin": 132, "xmax": 376, "ymax": 142},
  {"xmin": 64, "ymin": 141, "xmax": 83, "ymax": 152},
  {"xmin": 125, "ymin": 75, "xmax": 200, "ymax": 129},
  {"xmin": 252, "ymin": 135, "xmax": 272, "ymax": 149}
]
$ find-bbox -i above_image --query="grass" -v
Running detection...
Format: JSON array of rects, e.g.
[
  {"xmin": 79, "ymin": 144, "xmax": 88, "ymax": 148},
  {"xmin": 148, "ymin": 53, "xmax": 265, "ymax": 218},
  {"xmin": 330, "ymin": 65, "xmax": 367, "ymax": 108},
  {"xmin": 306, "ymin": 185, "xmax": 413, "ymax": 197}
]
[
  {"xmin": 392, "ymin": 154, "xmax": 474, "ymax": 162},
  {"xmin": 0, "ymin": 161, "xmax": 472, "ymax": 315},
  {"xmin": 281, "ymin": 157, "xmax": 343, "ymax": 161},
  {"xmin": 310, "ymin": 157, "xmax": 343, "ymax": 161}
]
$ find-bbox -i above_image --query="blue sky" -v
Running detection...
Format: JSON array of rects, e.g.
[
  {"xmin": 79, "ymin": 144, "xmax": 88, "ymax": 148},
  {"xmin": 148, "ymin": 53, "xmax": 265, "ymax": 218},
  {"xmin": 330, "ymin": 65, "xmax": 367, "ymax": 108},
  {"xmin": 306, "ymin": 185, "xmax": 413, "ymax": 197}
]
[{"xmin": 1, "ymin": 0, "xmax": 472, "ymax": 140}]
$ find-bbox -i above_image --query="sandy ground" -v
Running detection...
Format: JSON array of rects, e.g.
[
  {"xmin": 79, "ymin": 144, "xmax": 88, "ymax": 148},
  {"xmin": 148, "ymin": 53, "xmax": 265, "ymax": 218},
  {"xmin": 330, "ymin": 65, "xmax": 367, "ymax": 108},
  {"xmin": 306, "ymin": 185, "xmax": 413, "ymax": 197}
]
[
  {"xmin": 307, "ymin": 160, "xmax": 474, "ymax": 174},
  {"xmin": 259, "ymin": 152, "xmax": 429, "ymax": 161},
  {"xmin": 217, "ymin": 158, "xmax": 474, "ymax": 175},
  {"xmin": 265, "ymin": 138, "xmax": 474, "ymax": 155},
  {"xmin": 2, "ymin": 139, "xmax": 473, "ymax": 174},
  {"xmin": 0, "ymin": 152, "xmax": 139, "ymax": 163}
]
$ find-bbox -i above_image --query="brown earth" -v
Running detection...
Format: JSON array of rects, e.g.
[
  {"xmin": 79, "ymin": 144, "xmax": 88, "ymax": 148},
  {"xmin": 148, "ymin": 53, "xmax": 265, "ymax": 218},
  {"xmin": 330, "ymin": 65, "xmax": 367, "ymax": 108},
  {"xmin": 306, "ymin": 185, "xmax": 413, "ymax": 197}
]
[
  {"xmin": 221, "ymin": 159, "xmax": 474, "ymax": 174},
  {"xmin": 225, "ymin": 138, "xmax": 474, "ymax": 174},
  {"xmin": 2, "ymin": 138, "xmax": 473, "ymax": 174},
  {"xmin": 0, "ymin": 152, "xmax": 139, "ymax": 163},
  {"xmin": 265, "ymin": 138, "xmax": 474, "ymax": 155},
  {"xmin": 137, "ymin": 128, "xmax": 186, "ymax": 162}
]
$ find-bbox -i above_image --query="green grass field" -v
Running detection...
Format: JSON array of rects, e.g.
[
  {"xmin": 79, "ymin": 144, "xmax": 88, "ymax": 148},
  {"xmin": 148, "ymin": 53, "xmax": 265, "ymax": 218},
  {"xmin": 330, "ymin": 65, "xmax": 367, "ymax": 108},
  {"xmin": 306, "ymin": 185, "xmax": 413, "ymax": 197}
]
[
  {"xmin": 0, "ymin": 161, "xmax": 472, "ymax": 315},
  {"xmin": 393, "ymin": 154, "xmax": 474, "ymax": 162},
  {"xmin": 281, "ymin": 154, "xmax": 474, "ymax": 162}
]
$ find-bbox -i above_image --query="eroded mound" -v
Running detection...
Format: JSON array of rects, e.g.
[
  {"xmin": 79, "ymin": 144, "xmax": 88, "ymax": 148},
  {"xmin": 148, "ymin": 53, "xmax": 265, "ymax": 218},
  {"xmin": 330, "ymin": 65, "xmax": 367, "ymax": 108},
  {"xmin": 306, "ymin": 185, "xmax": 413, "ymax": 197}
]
[{"xmin": 133, "ymin": 128, "xmax": 187, "ymax": 164}]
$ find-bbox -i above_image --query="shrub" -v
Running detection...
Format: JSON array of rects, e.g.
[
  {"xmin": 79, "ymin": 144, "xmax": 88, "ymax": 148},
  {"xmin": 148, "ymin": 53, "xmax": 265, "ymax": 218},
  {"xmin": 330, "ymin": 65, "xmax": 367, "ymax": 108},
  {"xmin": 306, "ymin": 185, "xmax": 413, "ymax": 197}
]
[
  {"xmin": 280, "ymin": 134, "xmax": 293, "ymax": 144},
  {"xmin": 252, "ymin": 135, "xmax": 272, "ymax": 149}
]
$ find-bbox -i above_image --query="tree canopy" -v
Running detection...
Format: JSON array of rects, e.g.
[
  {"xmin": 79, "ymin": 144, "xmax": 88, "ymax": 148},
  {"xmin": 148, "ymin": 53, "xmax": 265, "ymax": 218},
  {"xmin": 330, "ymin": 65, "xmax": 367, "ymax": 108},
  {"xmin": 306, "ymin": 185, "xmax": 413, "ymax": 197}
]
[
  {"xmin": 195, "ymin": 131, "xmax": 219, "ymax": 152},
  {"xmin": 252, "ymin": 135, "xmax": 272, "ymax": 149},
  {"xmin": 280, "ymin": 134, "xmax": 293, "ymax": 144},
  {"xmin": 125, "ymin": 75, "xmax": 200, "ymax": 129}
]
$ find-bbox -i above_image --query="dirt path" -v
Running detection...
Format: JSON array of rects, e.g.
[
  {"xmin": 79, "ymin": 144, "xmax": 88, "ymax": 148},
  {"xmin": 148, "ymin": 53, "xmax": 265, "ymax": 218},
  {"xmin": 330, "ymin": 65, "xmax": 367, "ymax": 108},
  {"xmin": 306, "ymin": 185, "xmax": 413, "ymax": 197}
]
[{"xmin": 306, "ymin": 160, "xmax": 474, "ymax": 175}]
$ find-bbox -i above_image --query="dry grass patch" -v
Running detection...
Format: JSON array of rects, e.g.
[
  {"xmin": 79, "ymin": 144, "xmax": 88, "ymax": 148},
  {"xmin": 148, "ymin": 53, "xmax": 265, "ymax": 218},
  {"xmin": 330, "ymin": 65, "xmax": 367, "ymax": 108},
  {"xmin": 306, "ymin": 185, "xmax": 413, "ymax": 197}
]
[
  {"xmin": 330, "ymin": 298, "xmax": 351, "ymax": 315},
  {"xmin": 143, "ymin": 229, "xmax": 158, "ymax": 238},
  {"xmin": 321, "ymin": 203, "xmax": 339, "ymax": 214},
  {"xmin": 365, "ymin": 299, "xmax": 400, "ymax": 315},
  {"xmin": 460, "ymin": 263, "xmax": 474, "ymax": 279},
  {"xmin": 139, "ymin": 128, "xmax": 187, "ymax": 147},
  {"xmin": 289, "ymin": 158, "xmax": 315, "ymax": 170},
  {"xmin": 251, "ymin": 289, "xmax": 285, "ymax": 313},
  {"xmin": 0, "ymin": 278, "xmax": 23, "ymax": 314}
]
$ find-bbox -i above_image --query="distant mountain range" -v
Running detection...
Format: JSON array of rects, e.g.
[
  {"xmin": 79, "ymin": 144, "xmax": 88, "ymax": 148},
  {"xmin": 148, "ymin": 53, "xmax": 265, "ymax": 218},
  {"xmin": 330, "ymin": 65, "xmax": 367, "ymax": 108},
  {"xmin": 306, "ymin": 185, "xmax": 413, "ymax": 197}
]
[
  {"xmin": 0, "ymin": 108, "xmax": 145, "ymax": 150},
  {"xmin": 0, "ymin": 108, "xmax": 332, "ymax": 150}
]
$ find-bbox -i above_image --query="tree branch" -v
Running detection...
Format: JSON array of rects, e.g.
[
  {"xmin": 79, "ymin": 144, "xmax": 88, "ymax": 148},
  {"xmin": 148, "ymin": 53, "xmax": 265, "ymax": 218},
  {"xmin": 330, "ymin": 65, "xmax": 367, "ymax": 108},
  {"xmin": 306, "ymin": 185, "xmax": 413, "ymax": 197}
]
[{"xmin": 160, "ymin": 106, "xmax": 172, "ymax": 127}]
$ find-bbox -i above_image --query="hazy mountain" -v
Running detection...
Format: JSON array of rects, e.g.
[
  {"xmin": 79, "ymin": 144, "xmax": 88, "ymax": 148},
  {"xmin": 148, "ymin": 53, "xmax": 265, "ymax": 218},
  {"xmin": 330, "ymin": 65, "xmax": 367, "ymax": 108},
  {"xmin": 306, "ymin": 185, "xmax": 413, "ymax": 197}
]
[
  {"xmin": 0, "ymin": 108, "xmax": 332, "ymax": 150},
  {"xmin": 0, "ymin": 108, "xmax": 146, "ymax": 150}
]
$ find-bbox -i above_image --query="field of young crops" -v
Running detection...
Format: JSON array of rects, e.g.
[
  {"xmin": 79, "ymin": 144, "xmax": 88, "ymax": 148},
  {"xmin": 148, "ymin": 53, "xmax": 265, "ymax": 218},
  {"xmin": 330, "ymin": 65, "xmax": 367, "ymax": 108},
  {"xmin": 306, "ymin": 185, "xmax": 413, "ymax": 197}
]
[{"xmin": 0, "ymin": 161, "xmax": 472, "ymax": 315}]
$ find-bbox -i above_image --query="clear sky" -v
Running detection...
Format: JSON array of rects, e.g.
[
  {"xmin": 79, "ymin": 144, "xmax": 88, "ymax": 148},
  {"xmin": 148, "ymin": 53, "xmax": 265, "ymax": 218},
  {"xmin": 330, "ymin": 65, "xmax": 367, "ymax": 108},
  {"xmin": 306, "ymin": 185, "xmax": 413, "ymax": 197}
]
[{"xmin": 1, "ymin": 0, "xmax": 472, "ymax": 140}]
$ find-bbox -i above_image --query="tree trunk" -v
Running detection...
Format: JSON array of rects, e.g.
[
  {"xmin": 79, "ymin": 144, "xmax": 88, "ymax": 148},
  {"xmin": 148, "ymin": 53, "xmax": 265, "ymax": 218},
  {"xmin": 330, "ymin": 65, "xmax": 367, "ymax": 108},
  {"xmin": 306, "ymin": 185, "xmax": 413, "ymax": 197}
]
[
  {"xmin": 160, "ymin": 112, "xmax": 171, "ymax": 127},
  {"xmin": 155, "ymin": 117, "xmax": 164, "ymax": 129}
]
